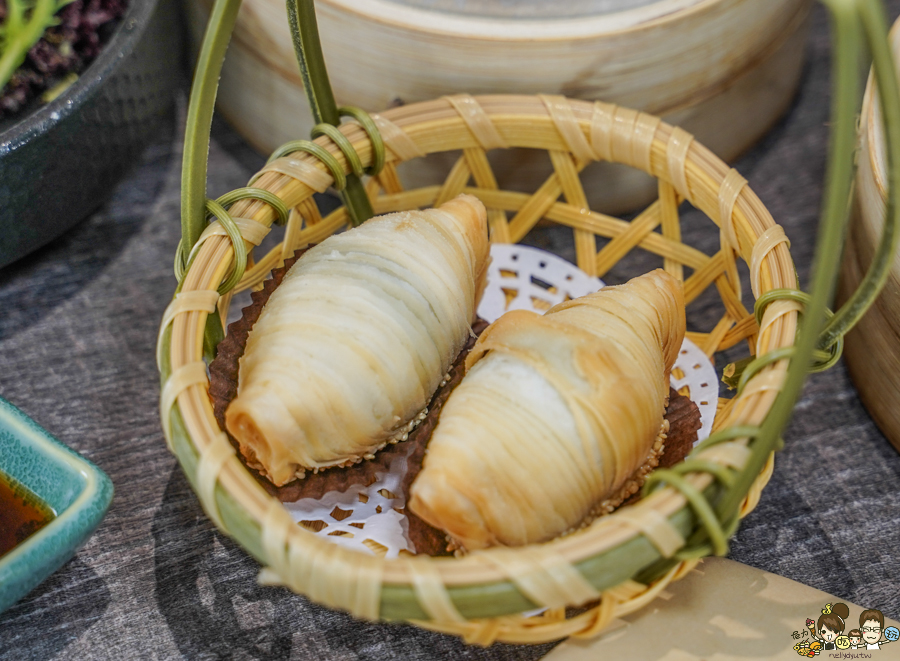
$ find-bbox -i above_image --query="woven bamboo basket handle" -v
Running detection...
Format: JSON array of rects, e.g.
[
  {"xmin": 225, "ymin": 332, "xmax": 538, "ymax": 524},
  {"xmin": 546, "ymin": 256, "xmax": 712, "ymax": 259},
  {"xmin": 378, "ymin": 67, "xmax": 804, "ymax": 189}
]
[{"xmin": 156, "ymin": 0, "xmax": 900, "ymax": 646}]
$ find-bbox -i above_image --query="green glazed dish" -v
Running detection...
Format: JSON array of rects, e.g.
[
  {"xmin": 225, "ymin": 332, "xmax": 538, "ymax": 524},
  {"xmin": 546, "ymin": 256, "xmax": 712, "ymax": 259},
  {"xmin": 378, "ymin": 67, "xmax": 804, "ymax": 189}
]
[{"xmin": 0, "ymin": 397, "xmax": 113, "ymax": 615}]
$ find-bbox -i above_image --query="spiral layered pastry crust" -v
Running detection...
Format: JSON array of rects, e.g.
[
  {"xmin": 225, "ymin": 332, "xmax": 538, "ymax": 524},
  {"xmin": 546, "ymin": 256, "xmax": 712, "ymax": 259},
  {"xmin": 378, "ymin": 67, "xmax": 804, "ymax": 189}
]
[
  {"xmin": 409, "ymin": 269, "xmax": 685, "ymax": 549},
  {"xmin": 226, "ymin": 195, "xmax": 489, "ymax": 486}
]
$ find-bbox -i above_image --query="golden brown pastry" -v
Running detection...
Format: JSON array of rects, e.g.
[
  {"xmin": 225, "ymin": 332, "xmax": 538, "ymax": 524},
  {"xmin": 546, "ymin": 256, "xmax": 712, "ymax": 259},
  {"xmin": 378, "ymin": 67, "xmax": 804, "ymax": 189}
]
[
  {"xmin": 225, "ymin": 195, "xmax": 489, "ymax": 486},
  {"xmin": 408, "ymin": 269, "xmax": 685, "ymax": 549}
]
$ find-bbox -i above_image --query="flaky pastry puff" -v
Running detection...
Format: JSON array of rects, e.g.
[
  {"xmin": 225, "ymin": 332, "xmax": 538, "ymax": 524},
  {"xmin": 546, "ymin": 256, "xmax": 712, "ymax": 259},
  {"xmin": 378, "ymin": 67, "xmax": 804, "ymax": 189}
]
[
  {"xmin": 226, "ymin": 195, "xmax": 489, "ymax": 486},
  {"xmin": 409, "ymin": 269, "xmax": 685, "ymax": 549}
]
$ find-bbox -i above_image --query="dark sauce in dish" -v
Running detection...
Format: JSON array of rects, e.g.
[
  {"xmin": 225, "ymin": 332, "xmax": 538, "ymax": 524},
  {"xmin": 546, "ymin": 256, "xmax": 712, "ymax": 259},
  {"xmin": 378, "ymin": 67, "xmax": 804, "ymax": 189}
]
[{"xmin": 0, "ymin": 472, "xmax": 55, "ymax": 558}]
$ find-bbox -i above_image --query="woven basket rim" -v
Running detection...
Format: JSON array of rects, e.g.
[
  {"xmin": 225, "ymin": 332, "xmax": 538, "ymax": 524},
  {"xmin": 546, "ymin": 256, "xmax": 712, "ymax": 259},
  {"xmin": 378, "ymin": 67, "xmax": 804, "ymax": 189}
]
[{"xmin": 159, "ymin": 94, "xmax": 797, "ymax": 636}]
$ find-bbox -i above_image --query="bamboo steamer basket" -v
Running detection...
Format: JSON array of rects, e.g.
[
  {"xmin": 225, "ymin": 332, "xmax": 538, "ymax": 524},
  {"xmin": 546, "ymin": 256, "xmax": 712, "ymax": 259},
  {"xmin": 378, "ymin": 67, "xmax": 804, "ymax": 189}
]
[
  {"xmin": 185, "ymin": 0, "xmax": 812, "ymax": 215},
  {"xmin": 840, "ymin": 22, "xmax": 900, "ymax": 453},
  {"xmin": 158, "ymin": 93, "xmax": 800, "ymax": 645}
]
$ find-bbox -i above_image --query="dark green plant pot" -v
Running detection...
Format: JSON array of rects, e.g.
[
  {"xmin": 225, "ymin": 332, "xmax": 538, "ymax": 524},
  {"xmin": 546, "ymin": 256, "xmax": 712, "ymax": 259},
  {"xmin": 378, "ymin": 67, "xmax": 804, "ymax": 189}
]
[{"xmin": 0, "ymin": 0, "xmax": 183, "ymax": 268}]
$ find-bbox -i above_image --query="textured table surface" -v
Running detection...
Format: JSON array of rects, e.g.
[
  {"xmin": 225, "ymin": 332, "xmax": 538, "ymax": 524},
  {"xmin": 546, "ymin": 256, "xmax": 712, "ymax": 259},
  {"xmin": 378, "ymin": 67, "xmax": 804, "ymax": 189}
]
[{"xmin": 1, "ymin": 4, "xmax": 900, "ymax": 659}]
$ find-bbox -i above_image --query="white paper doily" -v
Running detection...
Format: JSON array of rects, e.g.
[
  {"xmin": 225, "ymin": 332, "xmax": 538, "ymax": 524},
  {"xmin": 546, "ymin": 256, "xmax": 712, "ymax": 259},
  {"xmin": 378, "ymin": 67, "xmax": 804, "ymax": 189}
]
[
  {"xmin": 283, "ymin": 446, "xmax": 415, "ymax": 558},
  {"xmin": 284, "ymin": 244, "xmax": 719, "ymax": 556}
]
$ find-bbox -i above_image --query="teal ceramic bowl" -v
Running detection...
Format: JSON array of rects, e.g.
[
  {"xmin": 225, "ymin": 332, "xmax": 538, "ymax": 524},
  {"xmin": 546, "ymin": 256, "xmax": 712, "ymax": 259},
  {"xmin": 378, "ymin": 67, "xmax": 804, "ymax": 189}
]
[{"xmin": 0, "ymin": 398, "xmax": 113, "ymax": 614}]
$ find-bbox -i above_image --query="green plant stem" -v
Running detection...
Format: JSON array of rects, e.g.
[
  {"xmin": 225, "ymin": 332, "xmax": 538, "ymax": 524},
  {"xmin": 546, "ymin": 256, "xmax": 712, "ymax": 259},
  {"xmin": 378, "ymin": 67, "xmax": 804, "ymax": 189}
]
[
  {"xmin": 714, "ymin": 0, "xmax": 864, "ymax": 523},
  {"xmin": 819, "ymin": 0, "xmax": 900, "ymax": 349},
  {"xmin": 285, "ymin": 0, "xmax": 373, "ymax": 226},
  {"xmin": 286, "ymin": 0, "xmax": 336, "ymax": 125},
  {"xmin": 0, "ymin": 0, "xmax": 68, "ymax": 90},
  {"xmin": 179, "ymin": 0, "xmax": 244, "ymax": 267}
]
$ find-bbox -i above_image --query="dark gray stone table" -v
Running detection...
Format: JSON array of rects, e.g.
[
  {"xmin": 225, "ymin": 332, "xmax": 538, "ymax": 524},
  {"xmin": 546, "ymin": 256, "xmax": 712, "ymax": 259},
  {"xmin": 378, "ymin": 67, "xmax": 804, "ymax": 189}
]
[{"xmin": 1, "ymin": 3, "xmax": 899, "ymax": 658}]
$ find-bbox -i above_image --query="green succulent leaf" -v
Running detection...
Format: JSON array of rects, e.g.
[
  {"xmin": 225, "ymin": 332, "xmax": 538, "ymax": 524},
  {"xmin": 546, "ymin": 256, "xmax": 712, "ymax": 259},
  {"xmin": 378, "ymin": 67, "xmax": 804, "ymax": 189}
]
[{"xmin": 0, "ymin": 0, "xmax": 74, "ymax": 93}]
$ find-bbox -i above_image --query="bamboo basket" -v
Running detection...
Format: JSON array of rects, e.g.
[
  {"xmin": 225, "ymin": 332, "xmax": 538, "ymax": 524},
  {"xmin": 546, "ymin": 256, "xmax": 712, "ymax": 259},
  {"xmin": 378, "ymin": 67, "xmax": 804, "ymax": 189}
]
[
  {"xmin": 841, "ymin": 21, "xmax": 900, "ymax": 454},
  {"xmin": 158, "ymin": 94, "xmax": 802, "ymax": 644},
  {"xmin": 185, "ymin": 0, "xmax": 812, "ymax": 214}
]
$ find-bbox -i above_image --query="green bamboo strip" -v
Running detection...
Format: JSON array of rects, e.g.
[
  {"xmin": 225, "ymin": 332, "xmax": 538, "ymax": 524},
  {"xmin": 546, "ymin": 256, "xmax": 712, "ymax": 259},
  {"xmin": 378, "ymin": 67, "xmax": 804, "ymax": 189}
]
[
  {"xmin": 216, "ymin": 188, "xmax": 291, "ymax": 226},
  {"xmin": 340, "ymin": 106, "xmax": 386, "ymax": 176},
  {"xmin": 205, "ymin": 199, "xmax": 248, "ymax": 294},
  {"xmin": 285, "ymin": 0, "xmax": 373, "ymax": 225},
  {"xmin": 712, "ymin": 0, "xmax": 865, "ymax": 523},
  {"xmin": 285, "ymin": 0, "xmax": 336, "ymax": 125},
  {"xmin": 818, "ymin": 0, "xmax": 900, "ymax": 349},
  {"xmin": 265, "ymin": 139, "xmax": 347, "ymax": 190},
  {"xmin": 311, "ymin": 123, "xmax": 366, "ymax": 178},
  {"xmin": 179, "ymin": 0, "xmax": 243, "ymax": 268}
]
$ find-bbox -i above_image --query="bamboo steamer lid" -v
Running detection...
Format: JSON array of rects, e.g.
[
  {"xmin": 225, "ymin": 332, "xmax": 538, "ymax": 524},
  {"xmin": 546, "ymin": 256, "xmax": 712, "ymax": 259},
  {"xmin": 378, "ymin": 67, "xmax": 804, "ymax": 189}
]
[
  {"xmin": 186, "ymin": 0, "xmax": 812, "ymax": 214},
  {"xmin": 841, "ymin": 21, "xmax": 900, "ymax": 453}
]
